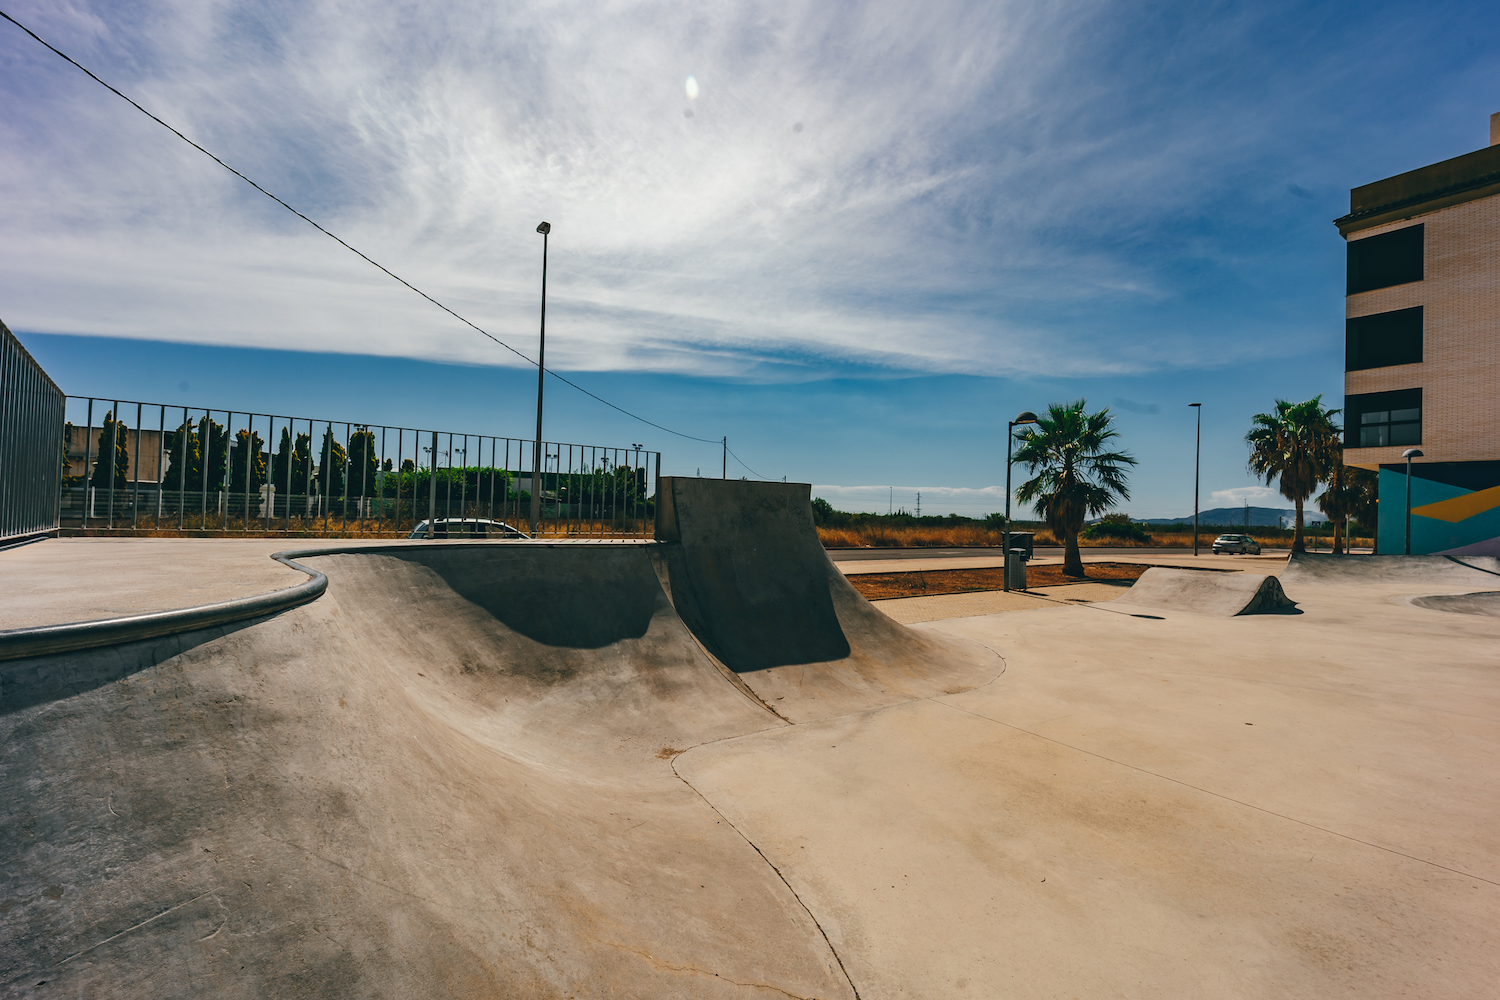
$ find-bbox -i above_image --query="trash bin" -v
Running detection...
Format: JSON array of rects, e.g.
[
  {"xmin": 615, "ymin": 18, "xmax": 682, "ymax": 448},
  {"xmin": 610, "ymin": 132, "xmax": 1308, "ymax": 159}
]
[{"xmin": 1006, "ymin": 548, "xmax": 1027, "ymax": 590}]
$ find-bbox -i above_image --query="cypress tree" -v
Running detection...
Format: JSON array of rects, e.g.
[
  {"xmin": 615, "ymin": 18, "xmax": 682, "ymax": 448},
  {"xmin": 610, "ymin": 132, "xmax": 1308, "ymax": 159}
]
[{"xmin": 89, "ymin": 411, "xmax": 130, "ymax": 491}]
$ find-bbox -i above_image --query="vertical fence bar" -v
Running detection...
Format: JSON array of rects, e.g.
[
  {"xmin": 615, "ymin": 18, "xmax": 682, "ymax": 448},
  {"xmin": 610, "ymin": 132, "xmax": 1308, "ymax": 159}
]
[
  {"xmin": 82, "ymin": 397, "xmax": 94, "ymax": 529},
  {"xmin": 427, "ymin": 431, "xmax": 437, "ymax": 534},
  {"xmin": 105, "ymin": 400, "xmax": 118, "ymax": 528},
  {"xmin": 131, "ymin": 401, "xmax": 142, "ymax": 529}
]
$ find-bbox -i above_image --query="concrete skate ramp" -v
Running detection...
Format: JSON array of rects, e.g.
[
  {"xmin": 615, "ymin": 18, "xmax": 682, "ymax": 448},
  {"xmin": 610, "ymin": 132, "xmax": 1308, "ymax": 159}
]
[
  {"xmin": 1108, "ymin": 567, "xmax": 1296, "ymax": 616},
  {"xmin": 1280, "ymin": 551, "xmax": 1500, "ymax": 586},
  {"xmin": 652, "ymin": 478, "xmax": 1001, "ymax": 722},
  {"xmin": 1409, "ymin": 591, "xmax": 1500, "ymax": 617},
  {"xmin": 0, "ymin": 544, "xmax": 858, "ymax": 999}
]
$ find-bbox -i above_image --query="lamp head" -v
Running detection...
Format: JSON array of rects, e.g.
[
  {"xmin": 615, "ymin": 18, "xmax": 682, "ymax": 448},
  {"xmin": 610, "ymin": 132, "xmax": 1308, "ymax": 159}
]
[
  {"xmin": 1012, "ymin": 411, "xmax": 1038, "ymax": 425},
  {"xmin": 1402, "ymin": 448, "xmax": 1423, "ymax": 459},
  {"xmin": 1189, "ymin": 402, "xmax": 1201, "ymax": 407},
  {"xmin": 536, "ymin": 221, "xmax": 551, "ymax": 234}
]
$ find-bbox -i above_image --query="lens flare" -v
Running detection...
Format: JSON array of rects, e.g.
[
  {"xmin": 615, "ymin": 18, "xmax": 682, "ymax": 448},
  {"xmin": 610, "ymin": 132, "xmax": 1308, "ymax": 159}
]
[{"xmin": 685, "ymin": 75, "xmax": 699, "ymax": 100}]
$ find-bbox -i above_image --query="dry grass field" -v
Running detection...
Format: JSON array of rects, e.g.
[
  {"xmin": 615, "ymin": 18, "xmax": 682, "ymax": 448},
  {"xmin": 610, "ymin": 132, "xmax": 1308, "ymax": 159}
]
[
  {"xmin": 819, "ymin": 524, "xmax": 1367, "ymax": 550},
  {"xmin": 845, "ymin": 561, "xmax": 1186, "ymax": 600}
]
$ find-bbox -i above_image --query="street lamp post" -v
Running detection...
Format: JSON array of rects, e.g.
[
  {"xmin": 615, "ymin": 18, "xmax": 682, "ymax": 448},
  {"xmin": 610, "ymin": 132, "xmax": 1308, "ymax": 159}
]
[
  {"xmin": 1004, "ymin": 410, "xmax": 1039, "ymax": 592},
  {"xmin": 1189, "ymin": 402, "xmax": 1202, "ymax": 556},
  {"xmin": 1403, "ymin": 447, "xmax": 1424, "ymax": 555},
  {"xmin": 531, "ymin": 221, "xmax": 551, "ymax": 531}
]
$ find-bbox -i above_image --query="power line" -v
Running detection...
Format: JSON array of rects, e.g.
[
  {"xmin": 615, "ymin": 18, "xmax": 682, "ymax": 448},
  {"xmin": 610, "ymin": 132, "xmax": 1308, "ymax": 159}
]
[
  {"xmin": 725, "ymin": 444, "xmax": 770, "ymax": 480},
  {"xmin": 0, "ymin": 7, "xmax": 724, "ymax": 448}
]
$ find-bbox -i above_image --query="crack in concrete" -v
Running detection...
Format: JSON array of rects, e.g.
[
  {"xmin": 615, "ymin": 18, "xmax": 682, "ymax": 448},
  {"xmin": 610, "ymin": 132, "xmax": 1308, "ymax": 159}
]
[
  {"xmin": 602, "ymin": 937, "xmax": 832, "ymax": 999},
  {"xmin": 53, "ymin": 888, "xmax": 220, "ymax": 967},
  {"xmin": 670, "ymin": 762, "xmax": 862, "ymax": 1000}
]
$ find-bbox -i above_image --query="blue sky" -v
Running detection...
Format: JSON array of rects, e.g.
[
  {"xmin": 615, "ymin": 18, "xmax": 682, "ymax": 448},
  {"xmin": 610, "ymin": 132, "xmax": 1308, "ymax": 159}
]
[{"xmin": 3, "ymin": 0, "xmax": 1497, "ymax": 516}]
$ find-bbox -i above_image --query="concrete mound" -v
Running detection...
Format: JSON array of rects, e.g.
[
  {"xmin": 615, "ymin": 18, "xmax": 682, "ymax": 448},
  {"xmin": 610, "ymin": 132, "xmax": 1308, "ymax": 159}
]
[
  {"xmin": 1280, "ymin": 551, "xmax": 1500, "ymax": 586},
  {"xmin": 1107, "ymin": 567, "xmax": 1296, "ymax": 616},
  {"xmin": 652, "ymin": 478, "xmax": 1001, "ymax": 722}
]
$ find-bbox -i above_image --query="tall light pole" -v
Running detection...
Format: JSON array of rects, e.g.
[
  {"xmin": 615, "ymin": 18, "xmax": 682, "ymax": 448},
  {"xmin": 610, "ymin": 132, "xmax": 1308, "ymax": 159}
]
[
  {"xmin": 1403, "ymin": 447, "xmax": 1423, "ymax": 555},
  {"xmin": 1004, "ymin": 410, "xmax": 1039, "ymax": 592},
  {"xmin": 531, "ymin": 221, "xmax": 551, "ymax": 529},
  {"xmin": 1189, "ymin": 402, "xmax": 1202, "ymax": 556}
]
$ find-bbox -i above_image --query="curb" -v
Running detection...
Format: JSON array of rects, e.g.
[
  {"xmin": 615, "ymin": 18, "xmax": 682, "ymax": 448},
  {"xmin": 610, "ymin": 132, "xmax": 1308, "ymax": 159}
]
[{"xmin": 0, "ymin": 552, "xmax": 327, "ymax": 663}]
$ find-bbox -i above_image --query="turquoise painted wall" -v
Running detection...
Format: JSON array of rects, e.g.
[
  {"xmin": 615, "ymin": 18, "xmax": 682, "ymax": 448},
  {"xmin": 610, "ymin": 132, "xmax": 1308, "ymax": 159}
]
[{"xmin": 1377, "ymin": 468, "xmax": 1500, "ymax": 554}]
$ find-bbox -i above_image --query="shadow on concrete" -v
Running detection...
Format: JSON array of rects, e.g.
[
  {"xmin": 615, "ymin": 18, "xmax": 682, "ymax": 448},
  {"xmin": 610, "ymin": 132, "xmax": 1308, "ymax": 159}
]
[
  {"xmin": 0, "ymin": 618, "xmax": 265, "ymax": 716},
  {"xmin": 381, "ymin": 546, "xmax": 657, "ymax": 649},
  {"xmin": 1411, "ymin": 591, "xmax": 1500, "ymax": 618}
]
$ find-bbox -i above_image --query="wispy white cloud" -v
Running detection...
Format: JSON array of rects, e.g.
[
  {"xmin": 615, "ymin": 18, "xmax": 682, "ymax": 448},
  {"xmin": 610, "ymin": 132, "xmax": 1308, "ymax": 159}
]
[
  {"xmin": 0, "ymin": 0, "xmax": 1364, "ymax": 377},
  {"xmin": 1210, "ymin": 486, "xmax": 1287, "ymax": 507}
]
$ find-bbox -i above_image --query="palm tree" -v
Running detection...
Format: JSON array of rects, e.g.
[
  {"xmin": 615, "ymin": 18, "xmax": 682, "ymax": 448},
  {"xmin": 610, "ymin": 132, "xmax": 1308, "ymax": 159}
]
[
  {"xmin": 1245, "ymin": 396, "xmax": 1342, "ymax": 554},
  {"xmin": 1317, "ymin": 464, "xmax": 1377, "ymax": 554},
  {"xmin": 1013, "ymin": 400, "xmax": 1137, "ymax": 577}
]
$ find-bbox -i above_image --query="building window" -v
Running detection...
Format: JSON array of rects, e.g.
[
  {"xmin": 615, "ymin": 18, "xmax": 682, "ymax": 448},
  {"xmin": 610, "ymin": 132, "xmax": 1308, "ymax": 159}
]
[
  {"xmin": 1346, "ymin": 307, "xmax": 1422, "ymax": 371},
  {"xmin": 1346, "ymin": 388, "xmax": 1421, "ymax": 448},
  {"xmin": 1347, "ymin": 224, "xmax": 1423, "ymax": 294}
]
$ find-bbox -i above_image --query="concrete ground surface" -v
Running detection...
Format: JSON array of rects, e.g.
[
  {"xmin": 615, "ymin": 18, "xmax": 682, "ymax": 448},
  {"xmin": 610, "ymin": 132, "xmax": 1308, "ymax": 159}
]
[
  {"xmin": 679, "ymin": 561, "xmax": 1500, "ymax": 998},
  {"xmin": 3, "ymin": 487, "xmax": 1497, "ymax": 998}
]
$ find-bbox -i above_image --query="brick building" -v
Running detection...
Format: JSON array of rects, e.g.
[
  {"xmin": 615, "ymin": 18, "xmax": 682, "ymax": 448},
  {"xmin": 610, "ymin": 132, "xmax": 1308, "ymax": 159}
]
[{"xmin": 1335, "ymin": 113, "xmax": 1500, "ymax": 555}]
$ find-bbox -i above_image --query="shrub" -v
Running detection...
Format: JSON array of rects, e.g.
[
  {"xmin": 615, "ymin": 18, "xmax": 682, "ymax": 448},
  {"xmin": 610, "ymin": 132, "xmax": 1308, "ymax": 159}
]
[{"xmin": 1081, "ymin": 519, "xmax": 1152, "ymax": 542}]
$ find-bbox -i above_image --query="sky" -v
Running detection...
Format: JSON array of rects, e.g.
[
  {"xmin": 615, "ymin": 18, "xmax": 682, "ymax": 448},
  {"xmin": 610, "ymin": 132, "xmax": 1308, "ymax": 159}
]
[{"xmin": 3, "ymin": 0, "xmax": 1497, "ymax": 517}]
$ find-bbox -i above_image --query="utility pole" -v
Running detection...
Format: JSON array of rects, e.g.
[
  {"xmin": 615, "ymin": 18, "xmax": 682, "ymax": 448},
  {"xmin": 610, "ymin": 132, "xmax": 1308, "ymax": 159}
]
[
  {"xmin": 531, "ymin": 222, "xmax": 551, "ymax": 530},
  {"xmin": 1189, "ymin": 403, "xmax": 1202, "ymax": 556},
  {"xmin": 916, "ymin": 491, "xmax": 921, "ymax": 518},
  {"xmin": 721, "ymin": 437, "xmax": 727, "ymax": 479}
]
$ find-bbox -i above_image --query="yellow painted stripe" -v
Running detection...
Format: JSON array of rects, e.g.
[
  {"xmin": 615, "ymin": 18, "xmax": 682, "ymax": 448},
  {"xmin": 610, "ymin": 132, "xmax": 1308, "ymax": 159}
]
[{"xmin": 1412, "ymin": 483, "xmax": 1500, "ymax": 523}]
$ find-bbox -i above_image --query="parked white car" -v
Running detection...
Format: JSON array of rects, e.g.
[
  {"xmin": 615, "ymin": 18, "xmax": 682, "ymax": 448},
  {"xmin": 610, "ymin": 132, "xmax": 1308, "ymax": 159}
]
[
  {"xmin": 1211, "ymin": 533, "xmax": 1261, "ymax": 555},
  {"xmin": 408, "ymin": 518, "xmax": 529, "ymax": 540}
]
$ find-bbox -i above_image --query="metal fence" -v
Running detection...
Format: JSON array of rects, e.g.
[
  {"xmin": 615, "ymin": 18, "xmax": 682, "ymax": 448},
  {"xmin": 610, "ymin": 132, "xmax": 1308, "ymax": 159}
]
[
  {"xmin": 1, "ymin": 321, "xmax": 65, "ymax": 546},
  {"xmin": 61, "ymin": 396, "xmax": 661, "ymax": 539}
]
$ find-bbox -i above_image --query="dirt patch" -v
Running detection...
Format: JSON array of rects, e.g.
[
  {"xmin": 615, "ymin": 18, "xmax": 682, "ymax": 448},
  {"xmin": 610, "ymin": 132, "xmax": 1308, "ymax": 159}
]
[{"xmin": 849, "ymin": 562, "xmax": 1176, "ymax": 601}]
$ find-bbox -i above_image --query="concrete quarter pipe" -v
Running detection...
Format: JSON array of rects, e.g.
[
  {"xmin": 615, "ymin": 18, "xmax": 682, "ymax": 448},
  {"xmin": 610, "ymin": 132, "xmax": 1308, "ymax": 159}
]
[{"xmin": 1, "ymin": 481, "xmax": 998, "ymax": 998}]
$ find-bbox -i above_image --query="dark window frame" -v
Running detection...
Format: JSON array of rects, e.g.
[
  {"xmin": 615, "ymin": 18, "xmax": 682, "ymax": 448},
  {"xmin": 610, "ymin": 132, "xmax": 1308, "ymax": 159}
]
[
  {"xmin": 1346, "ymin": 224, "xmax": 1423, "ymax": 295},
  {"xmin": 1346, "ymin": 307, "xmax": 1423, "ymax": 371},
  {"xmin": 1345, "ymin": 388, "xmax": 1421, "ymax": 449}
]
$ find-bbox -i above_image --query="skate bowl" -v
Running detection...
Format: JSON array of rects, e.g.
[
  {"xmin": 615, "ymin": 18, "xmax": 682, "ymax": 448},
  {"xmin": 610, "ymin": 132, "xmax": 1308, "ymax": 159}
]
[
  {"xmin": 0, "ymin": 480, "xmax": 1000, "ymax": 998},
  {"xmin": 1104, "ymin": 567, "xmax": 1296, "ymax": 616},
  {"xmin": 1280, "ymin": 551, "xmax": 1500, "ymax": 586},
  {"xmin": 1407, "ymin": 591, "xmax": 1500, "ymax": 617}
]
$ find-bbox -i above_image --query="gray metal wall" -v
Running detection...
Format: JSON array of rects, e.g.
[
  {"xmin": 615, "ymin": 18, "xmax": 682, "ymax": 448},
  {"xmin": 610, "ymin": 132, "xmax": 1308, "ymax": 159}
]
[{"xmin": 0, "ymin": 320, "xmax": 64, "ymax": 545}]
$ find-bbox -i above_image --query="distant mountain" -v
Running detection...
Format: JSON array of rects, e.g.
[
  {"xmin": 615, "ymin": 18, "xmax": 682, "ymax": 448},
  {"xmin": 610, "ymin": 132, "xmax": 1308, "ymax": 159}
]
[{"xmin": 1139, "ymin": 506, "xmax": 1328, "ymax": 527}]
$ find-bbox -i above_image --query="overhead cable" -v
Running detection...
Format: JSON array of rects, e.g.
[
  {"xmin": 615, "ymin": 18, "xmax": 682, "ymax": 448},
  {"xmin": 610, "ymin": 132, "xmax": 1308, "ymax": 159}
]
[
  {"xmin": 725, "ymin": 444, "xmax": 771, "ymax": 480},
  {"xmin": 0, "ymin": 8, "xmax": 724, "ymax": 448}
]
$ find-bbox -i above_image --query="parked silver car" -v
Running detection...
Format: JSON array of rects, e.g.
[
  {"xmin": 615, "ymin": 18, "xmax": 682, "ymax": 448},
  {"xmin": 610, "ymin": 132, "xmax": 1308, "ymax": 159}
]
[
  {"xmin": 1211, "ymin": 533, "xmax": 1261, "ymax": 555},
  {"xmin": 408, "ymin": 518, "xmax": 530, "ymax": 540}
]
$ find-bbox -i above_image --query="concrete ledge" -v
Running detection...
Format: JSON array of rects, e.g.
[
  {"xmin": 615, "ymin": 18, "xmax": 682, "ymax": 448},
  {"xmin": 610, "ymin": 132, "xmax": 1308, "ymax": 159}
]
[{"xmin": 0, "ymin": 552, "xmax": 327, "ymax": 663}]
